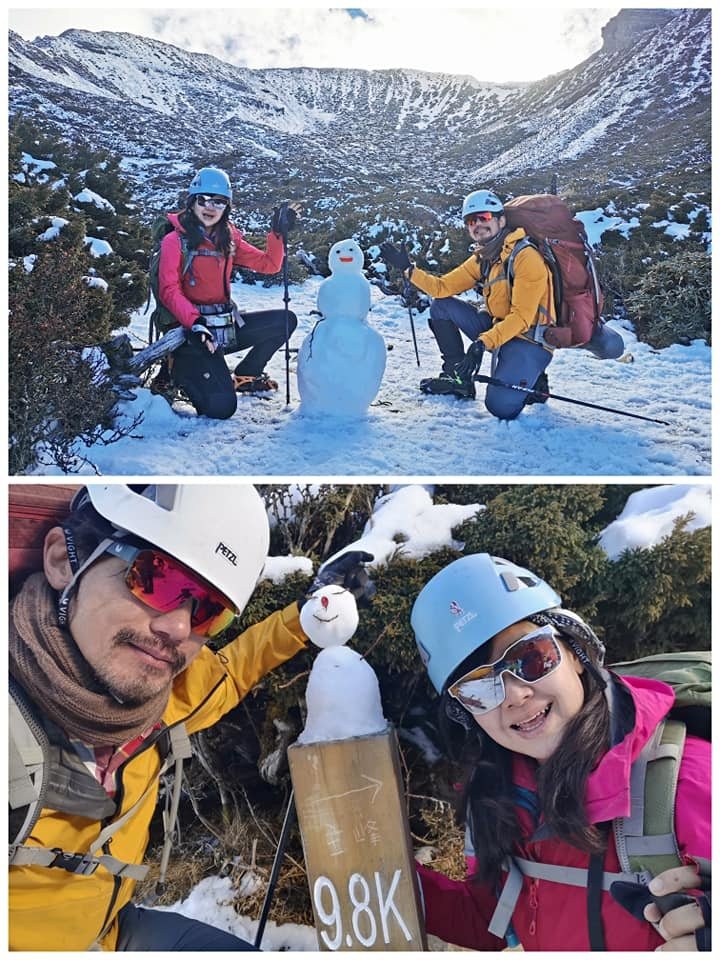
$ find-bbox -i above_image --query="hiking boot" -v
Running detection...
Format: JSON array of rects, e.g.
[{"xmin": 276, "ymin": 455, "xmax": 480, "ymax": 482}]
[
  {"xmin": 419, "ymin": 372, "xmax": 475, "ymax": 400},
  {"xmin": 233, "ymin": 372, "xmax": 279, "ymax": 394},
  {"xmin": 524, "ymin": 371, "xmax": 549, "ymax": 405},
  {"xmin": 149, "ymin": 362, "xmax": 181, "ymax": 402}
]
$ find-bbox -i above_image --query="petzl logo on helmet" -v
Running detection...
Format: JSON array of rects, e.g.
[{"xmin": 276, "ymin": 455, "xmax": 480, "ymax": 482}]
[
  {"xmin": 215, "ymin": 542, "xmax": 238, "ymax": 566},
  {"xmin": 453, "ymin": 610, "xmax": 478, "ymax": 633},
  {"xmin": 450, "ymin": 601, "xmax": 464, "ymax": 616}
]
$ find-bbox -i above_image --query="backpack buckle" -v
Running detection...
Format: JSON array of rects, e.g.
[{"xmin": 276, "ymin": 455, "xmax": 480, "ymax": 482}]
[{"xmin": 49, "ymin": 848, "xmax": 99, "ymax": 876}]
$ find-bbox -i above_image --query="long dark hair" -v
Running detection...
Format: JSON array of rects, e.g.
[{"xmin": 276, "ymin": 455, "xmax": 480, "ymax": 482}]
[
  {"xmin": 440, "ymin": 637, "xmax": 611, "ymax": 886},
  {"xmin": 179, "ymin": 202, "xmax": 233, "ymax": 256}
]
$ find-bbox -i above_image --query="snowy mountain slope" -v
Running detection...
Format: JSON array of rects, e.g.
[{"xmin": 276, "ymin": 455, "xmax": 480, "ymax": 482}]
[
  {"xmin": 30, "ymin": 276, "xmax": 711, "ymax": 478},
  {"xmin": 471, "ymin": 8, "xmax": 711, "ymax": 181},
  {"xmin": 8, "ymin": 8, "xmax": 710, "ymax": 208}
]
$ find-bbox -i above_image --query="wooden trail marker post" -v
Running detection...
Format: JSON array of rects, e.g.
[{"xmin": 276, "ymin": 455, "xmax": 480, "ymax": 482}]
[{"xmin": 288, "ymin": 726, "xmax": 426, "ymax": 952}]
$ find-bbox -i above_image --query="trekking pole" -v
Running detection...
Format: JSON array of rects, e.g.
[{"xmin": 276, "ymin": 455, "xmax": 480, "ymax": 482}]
[
  {"xmin": 402, "ymin": 279, "xmax": 421, "ymax": 367},
  {"xmin": 282, "ymin": 228, "xmax": 291, "ymax": 405},
  {"xmin": 254, "ymin": 789, "xmax": 296, "ymax": 949},
  {"xmin": 474, "ymin": 374, "xmax": 672, "ymax": 426}
]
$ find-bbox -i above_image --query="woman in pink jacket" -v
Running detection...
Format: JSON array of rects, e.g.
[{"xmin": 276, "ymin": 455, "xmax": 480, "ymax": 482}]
[
  {"xmin": 411, "ymin": 554, "xmax": 710, "ymax": 951},
  {"xmin": 156, "ymin": 166, "xmax": 300, "ymax": 419}
]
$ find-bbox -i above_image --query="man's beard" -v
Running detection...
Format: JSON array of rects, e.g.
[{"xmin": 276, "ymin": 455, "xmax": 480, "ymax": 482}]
[{"xmin": 89, "ymin": 628, "xmax": 186, "ymax": 707}]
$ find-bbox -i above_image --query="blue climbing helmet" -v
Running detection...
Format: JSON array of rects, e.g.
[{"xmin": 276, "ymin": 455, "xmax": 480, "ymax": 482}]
[
  {"xmin": 411, "ymin": 553, "xmax": 562, "ymax": 694},
  {"xmin": 188, "ymin": 167, "xmax": 232, "ymax": 200}
]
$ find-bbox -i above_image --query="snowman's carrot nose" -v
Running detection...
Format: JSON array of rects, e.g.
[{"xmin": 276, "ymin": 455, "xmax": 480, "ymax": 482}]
[{"xmin": 321, "ymin": 595, "xmax": 329, "ymax": 609}]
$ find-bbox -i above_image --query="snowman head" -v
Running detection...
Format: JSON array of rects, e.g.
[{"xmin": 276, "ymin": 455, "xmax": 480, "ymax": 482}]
[
  {"xmin": 300, "ymin": 585, "xmax": 360, "ymax": 648},
  {"xmin": 328, "ymin": 239, "xmax": 364, "ymax": 275}
]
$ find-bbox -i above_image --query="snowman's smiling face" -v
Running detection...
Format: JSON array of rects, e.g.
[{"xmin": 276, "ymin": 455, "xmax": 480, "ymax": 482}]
[
  {"xmin": 300, "ymin": 585, "xmax": 360, "ymax": 648},
  {"xmin": 310, "ymin": 586, "xmax": 345, "ymax": 622},
  {"xmin": 329, "ymin": 239, "xmax": 364, "ymax": 273}
]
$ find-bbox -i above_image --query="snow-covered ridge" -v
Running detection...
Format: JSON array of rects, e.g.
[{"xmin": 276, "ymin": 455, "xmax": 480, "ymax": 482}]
[
  {"xmin": 9, "ymin": 27, "xmax": 520, "ymax": 136},
  {"xmin": 8, "ymin": 7, "xmax": 709, "ymax": 185}
]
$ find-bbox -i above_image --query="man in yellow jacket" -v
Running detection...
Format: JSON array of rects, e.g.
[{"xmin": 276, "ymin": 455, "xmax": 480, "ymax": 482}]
[
  {"xmin": 380, "ymin": 189, "xmax": 622, "ymax": 419},
  {"xmin": 9, "ymin": 484, "xmax": 373, "ymax": 951}
]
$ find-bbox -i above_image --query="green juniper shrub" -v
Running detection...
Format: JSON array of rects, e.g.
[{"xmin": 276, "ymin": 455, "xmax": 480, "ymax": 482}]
[
  {"xmin": 434, "ymin": 484, "xmax": 513, "ymax": 507},
  {"xmin": 594, "ymin": 522, "xmax": 711, "ymax": 662},
  {"xmin": 458, "ymin": 485, "xmax": 608, "ymax": 620},
  {"xmin": 9, "ymin": 118, "xmax": 152, "ymax": 472},
  {"xmin": 624, "ymin": 248, "xmax": 711, "ymax": 347}
]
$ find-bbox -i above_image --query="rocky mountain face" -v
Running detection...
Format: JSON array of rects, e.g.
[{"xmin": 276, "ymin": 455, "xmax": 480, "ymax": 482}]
[{"xmin": 8, "ymin": 8, "xmax": 710, "ymax": 222}]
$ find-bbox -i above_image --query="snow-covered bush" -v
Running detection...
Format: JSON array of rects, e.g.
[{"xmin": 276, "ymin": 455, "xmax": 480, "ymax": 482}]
[{"xmin": 8, "ymin": 118, "xmax": 150, "ymax": 472}]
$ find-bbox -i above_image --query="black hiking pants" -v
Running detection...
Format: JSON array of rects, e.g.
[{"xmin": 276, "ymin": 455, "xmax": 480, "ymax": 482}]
[
  {"xmin": 171, "ymin": 309, "xmax": 297, "ymax": 420},
  {"xmin": 116, "ymin": 902, "xmax": 257, "ymax": 951},
  {"xmin": 231, "ymin": 308, "xmax": 298, "ymax": 377}
]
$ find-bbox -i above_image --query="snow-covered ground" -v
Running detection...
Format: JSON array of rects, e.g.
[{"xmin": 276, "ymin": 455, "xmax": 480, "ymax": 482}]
[{"xmin": 33, "ymin": 275, "xmax": 711, "ymax": 477}]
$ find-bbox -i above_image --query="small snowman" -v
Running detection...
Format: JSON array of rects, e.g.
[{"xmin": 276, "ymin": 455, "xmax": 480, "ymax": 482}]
[
  {"xmin": 297, "ymin": 582, "xmax": 386, "ymax": 744},
  {"xmin": 297, "ymin": 239, "xmax": 387, "ymax": 417}
]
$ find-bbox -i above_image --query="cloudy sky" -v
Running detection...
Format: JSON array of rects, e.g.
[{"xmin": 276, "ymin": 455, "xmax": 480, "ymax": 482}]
[{"xmin": 9, "ymin": 4, "xmax": 626, "ymax": 83}]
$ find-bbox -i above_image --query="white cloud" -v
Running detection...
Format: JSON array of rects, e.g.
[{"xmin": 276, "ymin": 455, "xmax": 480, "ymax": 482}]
[{"xmin": 9, "ymin": 6, "xmax": 621, "ymax": 83}]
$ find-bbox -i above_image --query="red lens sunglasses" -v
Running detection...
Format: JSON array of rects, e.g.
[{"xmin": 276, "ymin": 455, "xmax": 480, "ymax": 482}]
[
  {"xmin": 104, "ymin": 540, "xmax": 237, "ymax": 638},
  {"xmin": 465, "ymin": 210, "xmax": 496, "ymax": 226}
]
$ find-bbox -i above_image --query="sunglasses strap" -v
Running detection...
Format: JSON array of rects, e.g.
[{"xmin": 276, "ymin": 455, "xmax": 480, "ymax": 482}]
[{"xmin": 57, "ymin": 536, "xmax": 117, "ymax": 627}]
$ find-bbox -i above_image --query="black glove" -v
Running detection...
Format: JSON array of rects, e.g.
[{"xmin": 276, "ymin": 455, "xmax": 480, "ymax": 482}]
[
  {"xmin": 454, "ymin": 339, "xmax": 485, "ymax": 380},
  {"xmin": 189, "ymin": 323, "xmax": 215, "ymax": 347},
  {"xmin": 610, "ymin": 881, "xmax": 711, "ymax": 951},
  {"xmin": 271, "ymin": 202, "xmax": 299, "ymax": 236},
  {"xmin": 303, "ymin": 550, "xmax": 376, "ymax": 608},
  {"xmin": 379, "ymin": 241, "xmax": 412, "ymax": 273}
]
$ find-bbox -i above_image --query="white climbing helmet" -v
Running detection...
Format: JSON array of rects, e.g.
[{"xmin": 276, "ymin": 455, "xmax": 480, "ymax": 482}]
[
  {"xmin": 411, "ymin": 553, "xmax": 562, "ymax": 694},
  {"xmin": 77, "ymin": 484, "xmax": 269, "ymax": 614},
  {"xmin": 461, "ymin": 189, "xmax": 505, "ymax": 220}
]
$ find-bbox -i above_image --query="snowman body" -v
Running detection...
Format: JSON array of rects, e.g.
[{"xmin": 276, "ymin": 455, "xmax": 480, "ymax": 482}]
[
  {"xmin": 297, "ymin": 583, "xmax": 385, "ymax": 743},
  {"xmin": 298, "ymin": 239, "xmax": 386, "ymax": 417}
]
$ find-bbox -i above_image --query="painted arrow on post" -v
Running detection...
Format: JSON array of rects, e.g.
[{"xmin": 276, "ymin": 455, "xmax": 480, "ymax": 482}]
[{"xmin": 310, "ymin": 774, "xmax": 384, "ymax": 806}]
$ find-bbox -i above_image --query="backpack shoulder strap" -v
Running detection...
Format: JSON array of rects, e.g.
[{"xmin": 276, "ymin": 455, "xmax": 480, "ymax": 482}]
[
  {"xmin": 9, "ymin": 678, "xmax": 49, "ymax": 847},
  {"xmin": 614, "ymin": 717, "xmax": 686, "ymax": 877},
  {"xmin": 504, "ymin": 235, "xmax": 538, "ymax": 288},
  {"xmin": 504, "ymin": 236, "xmax": 554, "ymax": 337},
  {"xmin": 487, "ymin": 717, "xmax": 688, "ymax": 943},
  {"xmin": 178, "ymin": 235, "xmax": 194, "ymax": 276},
  {"xmin": 9, "ymin": 715, "xmax": 191, "ymax": 884}
]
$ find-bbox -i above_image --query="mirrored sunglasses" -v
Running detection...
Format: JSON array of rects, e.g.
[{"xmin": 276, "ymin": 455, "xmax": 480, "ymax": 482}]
[
  {"xmin": 448, "ymin": 625, "xmax": 563, "ymax": 714},
  {"xmin": 105, "ymin": 541, "xmax": 237, "ymax": 638},
  {"xmin": 464, "ymin": 210, "xmax": 495, "ymax": 225},
  {"xmin": 195, "ymin": 194, "xmax": 229, "ymax": 210}
]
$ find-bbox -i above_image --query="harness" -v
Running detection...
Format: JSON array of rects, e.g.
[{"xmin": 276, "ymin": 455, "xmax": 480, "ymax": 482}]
[
  {"xmin": 8, "ymin": 677, "xmax": 192, "ymax": 887},
  {"xmin": 486, "ymin": 717, "xmax": 687, "ymax": 949}
]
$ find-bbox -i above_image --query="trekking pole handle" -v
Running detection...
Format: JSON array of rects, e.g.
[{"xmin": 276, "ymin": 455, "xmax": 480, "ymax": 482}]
[
  {"xmin": 474, "ymin": 374, "xmax": 671, "ymax": 426},
  {"xmin": 402, "ymin": 280, "xmax": 420, "ymax": 367}
]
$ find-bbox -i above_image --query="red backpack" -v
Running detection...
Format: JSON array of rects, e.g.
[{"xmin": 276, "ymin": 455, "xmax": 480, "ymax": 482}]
[{"xmin": 504, "ymin": 194, "xmax": 604, "ymax": 348}]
